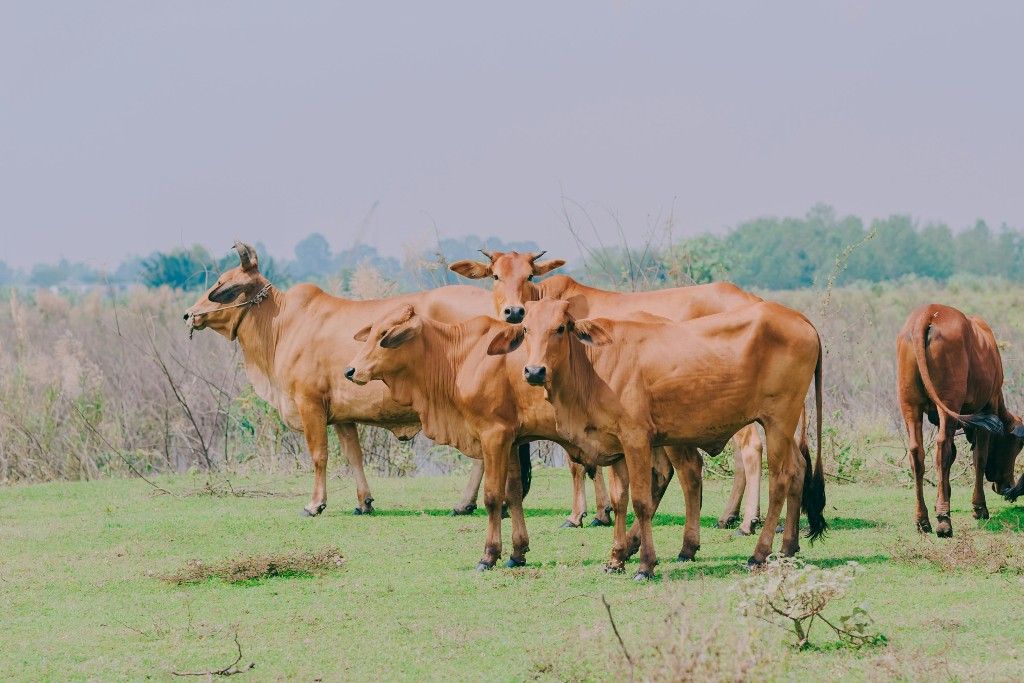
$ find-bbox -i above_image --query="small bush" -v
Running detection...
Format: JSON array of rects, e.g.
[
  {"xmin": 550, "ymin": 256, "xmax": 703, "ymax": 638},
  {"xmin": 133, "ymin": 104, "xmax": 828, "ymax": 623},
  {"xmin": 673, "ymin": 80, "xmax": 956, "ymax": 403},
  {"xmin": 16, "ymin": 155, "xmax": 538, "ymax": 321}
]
[
  {"xmin": 159, "ymin": 546, "xmax": 345, "ymax": 584},
  {"xmin": 732, "ymin": 555, "xmax": 884, "ymax": 649}
]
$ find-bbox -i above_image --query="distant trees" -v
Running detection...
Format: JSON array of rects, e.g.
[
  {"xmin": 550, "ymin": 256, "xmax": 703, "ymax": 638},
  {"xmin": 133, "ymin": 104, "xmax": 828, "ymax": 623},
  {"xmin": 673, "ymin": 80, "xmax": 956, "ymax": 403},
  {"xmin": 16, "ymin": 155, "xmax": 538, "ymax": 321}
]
[{"xmin": 8, "ymin": 209, "xmax": 1023, "ymax": 292}]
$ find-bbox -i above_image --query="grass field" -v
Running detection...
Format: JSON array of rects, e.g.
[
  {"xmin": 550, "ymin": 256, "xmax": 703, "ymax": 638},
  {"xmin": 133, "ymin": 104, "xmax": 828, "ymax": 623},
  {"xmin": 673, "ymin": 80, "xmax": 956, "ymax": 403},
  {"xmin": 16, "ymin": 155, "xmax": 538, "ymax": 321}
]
[{"xmin": 3, "ymin": 467, "xmax": 1024, "ymax": 682}]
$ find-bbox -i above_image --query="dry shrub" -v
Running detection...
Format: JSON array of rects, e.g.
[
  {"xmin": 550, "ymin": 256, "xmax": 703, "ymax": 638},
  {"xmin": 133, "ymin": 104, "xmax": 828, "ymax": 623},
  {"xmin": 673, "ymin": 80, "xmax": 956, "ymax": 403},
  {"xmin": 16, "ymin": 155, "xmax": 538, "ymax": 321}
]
[
  {"xmin": 587, "ymin": 595, "xmax": 780, "ymax": 683},
  {"xmin": 890, "ymin": 529, "xmax": 1024, "ymax": 574},
  {"xmin": 160, "ymin": 546, "xmax": 345, "ymax": 584}
]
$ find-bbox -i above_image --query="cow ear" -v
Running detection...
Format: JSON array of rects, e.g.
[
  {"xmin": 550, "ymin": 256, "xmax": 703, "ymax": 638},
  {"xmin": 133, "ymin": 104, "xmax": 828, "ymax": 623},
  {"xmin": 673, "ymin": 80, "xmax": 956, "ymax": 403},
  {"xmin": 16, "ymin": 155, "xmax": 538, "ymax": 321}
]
[
  {"xmin": 353, "ymin": 324, "xmax": 373, "ymax": 342},
  {"xmin": 573, "ymin": 318, "xmax": 613, "ymax": 346},
  {"xmin": 532, "ymin": 259, "xmax": 566, "ymax": 276},
  {"xmin": 449, "ymin": 260, "xmax": 492, "ymax": 280},
  {"xmin": 380, "ymin": 317, "xmax": 421, "ymax": 349},
  {"xmin": 487, "ymin": 325, "xmax": 525, "ymax": 356}
]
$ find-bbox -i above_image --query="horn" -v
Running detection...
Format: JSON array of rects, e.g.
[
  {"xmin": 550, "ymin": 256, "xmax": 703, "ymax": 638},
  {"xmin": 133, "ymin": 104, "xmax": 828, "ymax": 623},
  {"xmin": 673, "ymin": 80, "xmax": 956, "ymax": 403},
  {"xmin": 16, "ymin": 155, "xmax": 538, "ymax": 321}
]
[
  {"xmin": 234, "ymin": 239, "xmax": 257, "ymax": 270},
  {"xmin": 527, "ymin": 250, "xmax": 547, "ymax": 263},
  {"xmin": 479, "ymin": 249, "xmax": 498, "ymax": 262}
]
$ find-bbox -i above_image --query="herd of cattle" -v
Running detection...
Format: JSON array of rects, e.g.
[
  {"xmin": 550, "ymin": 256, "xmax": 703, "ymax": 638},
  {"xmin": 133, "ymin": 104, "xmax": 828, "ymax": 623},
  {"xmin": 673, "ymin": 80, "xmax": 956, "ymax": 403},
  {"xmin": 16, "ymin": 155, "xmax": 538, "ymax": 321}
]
[{"xmin": 183, "ymin": 241, "xmax": 1024, "ymax": 580}]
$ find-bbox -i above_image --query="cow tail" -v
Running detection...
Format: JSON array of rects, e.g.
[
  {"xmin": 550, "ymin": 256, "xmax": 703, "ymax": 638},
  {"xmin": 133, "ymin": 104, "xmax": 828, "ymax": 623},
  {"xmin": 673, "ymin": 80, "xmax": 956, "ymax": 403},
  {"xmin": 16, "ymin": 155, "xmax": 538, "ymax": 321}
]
[
  {"xmin": 806, "ymin": 334, "xmax": 828, "ymax": 544},
  {"xmin": 911, "ymin": 309, "xmax": 1004, "ymax": 434},
  {"xmin": 517, "ymin": 444, "xmax": 533, "ymax": 500}
]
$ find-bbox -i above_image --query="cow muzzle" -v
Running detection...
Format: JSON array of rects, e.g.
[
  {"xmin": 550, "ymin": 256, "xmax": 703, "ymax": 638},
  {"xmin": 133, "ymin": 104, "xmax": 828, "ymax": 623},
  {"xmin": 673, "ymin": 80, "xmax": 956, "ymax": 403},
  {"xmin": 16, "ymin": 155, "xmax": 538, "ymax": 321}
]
[
  {"xmin": 523, "ymin": 365, "xmax": 547, "ymax": 385},
  {"xmin": 344, "ymin": 366, "xmax": 369, "ymax": 385},
  {"xmin": 503, "ymin": 306, "xmax": 526, "ymax": 324}
]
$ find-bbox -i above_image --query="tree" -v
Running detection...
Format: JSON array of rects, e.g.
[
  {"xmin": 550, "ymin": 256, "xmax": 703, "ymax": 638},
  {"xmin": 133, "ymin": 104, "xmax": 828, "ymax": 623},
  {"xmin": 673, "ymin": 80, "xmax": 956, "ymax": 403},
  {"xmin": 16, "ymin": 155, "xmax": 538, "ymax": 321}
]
[{"xmin": 293, "ymin": 233, "xmax": 333, "ymax": 278}]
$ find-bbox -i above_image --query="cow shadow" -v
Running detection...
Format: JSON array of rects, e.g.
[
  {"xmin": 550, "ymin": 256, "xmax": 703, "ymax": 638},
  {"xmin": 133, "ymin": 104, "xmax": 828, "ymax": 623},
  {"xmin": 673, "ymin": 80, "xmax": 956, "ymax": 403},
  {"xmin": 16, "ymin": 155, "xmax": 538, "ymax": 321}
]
[{"xmin": 662, "ymin": 552, "xmax": 891, "ymax": 582}]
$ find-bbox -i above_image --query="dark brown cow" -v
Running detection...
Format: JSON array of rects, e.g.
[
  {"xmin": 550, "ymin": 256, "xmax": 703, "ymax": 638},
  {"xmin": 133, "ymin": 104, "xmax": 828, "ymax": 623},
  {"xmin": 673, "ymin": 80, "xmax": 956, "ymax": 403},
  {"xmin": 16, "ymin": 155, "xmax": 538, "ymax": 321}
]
[
  {"xmin": 343, "ymin": 305, "xmax": 703, "ymax": 573},
  {"xmin": 450, "ymin": 250, "xmax": 778, "ymax": 535},
  {"xmin": 184, "ymin": 241, "xmax": 495, "ymax": 517},
  {"xmin": 896, "ymin": 304, "xmax": 1024, "ymax": 537},
  {"xmin": 492, "ymin": 298, "xmax": 827, "ymax": 576}
]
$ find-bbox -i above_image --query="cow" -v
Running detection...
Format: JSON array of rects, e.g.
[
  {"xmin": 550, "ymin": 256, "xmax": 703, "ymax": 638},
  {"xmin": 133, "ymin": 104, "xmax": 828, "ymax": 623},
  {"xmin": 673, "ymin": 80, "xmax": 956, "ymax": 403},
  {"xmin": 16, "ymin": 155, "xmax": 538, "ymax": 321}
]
[
  {"xmin": 490, "ymin": 298, "xmax": 827, "ymax": 577},
  {"xmin": 343, "ymin": 305, "xmax": 704, "ymax": 574},
  {"xmin": 896, "ymin": 304, "xmax": 1024, "ymax": 537},
  {"xmin": 449, "ymin": 249, "xmax": 776, "ymax": 536},
  {"xmin": 184, "ymin": 241, "xmax": 499, "ymax": 517}
]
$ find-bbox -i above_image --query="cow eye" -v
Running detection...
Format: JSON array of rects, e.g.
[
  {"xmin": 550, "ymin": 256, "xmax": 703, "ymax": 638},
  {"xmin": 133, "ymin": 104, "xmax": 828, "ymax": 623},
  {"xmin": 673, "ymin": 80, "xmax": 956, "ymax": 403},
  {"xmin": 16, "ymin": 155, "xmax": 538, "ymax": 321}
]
[
  {"xmin": 556, "ymin": 325, "xmax": 565, "ymax": 334},
  {"xmin": 527, "ymin": 275, "xmax": 534, "ymax": 281},
  {"xmin": 493, "ymin": 274, "xmax": 499, "ymax": 281}
]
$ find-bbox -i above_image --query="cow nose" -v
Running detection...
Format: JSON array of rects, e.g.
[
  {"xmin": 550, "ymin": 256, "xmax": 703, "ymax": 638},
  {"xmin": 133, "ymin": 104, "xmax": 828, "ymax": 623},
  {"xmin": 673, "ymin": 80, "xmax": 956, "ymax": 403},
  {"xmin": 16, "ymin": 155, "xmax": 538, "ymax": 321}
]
[
  {"xmin": 524, "ymin": 365, "xmax": 547, "ymax": 384},
  {"xmin": 344, "ymin": 367, "xmax": 356, "ymax": 380},
  {"xmin": 504, "ymin": 306, "xmax": 525, "ymax": 323},
  {"xmin": 183, "ymin": 312, "xmax": 190, "ymax": 321}
]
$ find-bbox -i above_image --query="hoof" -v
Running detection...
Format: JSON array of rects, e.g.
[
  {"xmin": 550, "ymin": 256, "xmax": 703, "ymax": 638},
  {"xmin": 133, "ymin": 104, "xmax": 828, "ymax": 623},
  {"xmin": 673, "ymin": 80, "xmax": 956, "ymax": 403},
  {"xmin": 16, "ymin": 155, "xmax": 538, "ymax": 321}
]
[
  {"xmin": 716, "ymin": 515, "xmax": 740, "ymax": 529},
  {"xmin": 504, "ymin": 557, "xmax": 526, "ymax": 568},
  {"xmin": 301, "ymin": 503, "xmax": 326, "ymax": 517},
  {"xmin": 588, "ymin": 516, "xmax": 613, "ymax": 527},
  {"xmin": 776, "ymin": 525, "xmax": 785, "ymax": 534},
  {"xmin": 746, "ymin": 556, "xmax": 765, "ymax": 569},
  {"xmin": 474, "ymin": 561, "xmax": 493, "ymax": 572},
  {"xmin": 633, "ymin": 570, "xmax": 654, "ymax": 582},
  {"xmin": 916, "ymin": 519, "xmax": 932, "ymax": 534},
  {"xmin": 936, "ymin": 519, "xmax": 953, "ymax": 538},
  {"xmin": 675, "ymin": 552, "xmax": 695, "ymax": 563},
  {"xmin": 561, "ymin": 514, "xmax": 584, "ymax": 529},
  {"xmin": 450, "ymin": 503, "xmax": 478, "ymax": 516},
  {"xmin": 973, "ymin": 506, "xmax": 990, "ymax": 520},
  {"xmin": 781, "ymin": 545, "xmax": 800, "ymax": 557},
  {"xmin": 731, "ymin": 528, "xmax": 752, "ymax": 538}
]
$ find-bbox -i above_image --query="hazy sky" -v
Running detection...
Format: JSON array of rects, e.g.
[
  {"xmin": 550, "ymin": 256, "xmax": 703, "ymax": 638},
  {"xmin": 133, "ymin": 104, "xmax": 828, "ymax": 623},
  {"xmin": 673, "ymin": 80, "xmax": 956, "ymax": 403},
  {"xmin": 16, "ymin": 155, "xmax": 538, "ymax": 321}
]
[{"xmin": 2, "ymin": 1, "xmax": 1022, "ymax": 270}]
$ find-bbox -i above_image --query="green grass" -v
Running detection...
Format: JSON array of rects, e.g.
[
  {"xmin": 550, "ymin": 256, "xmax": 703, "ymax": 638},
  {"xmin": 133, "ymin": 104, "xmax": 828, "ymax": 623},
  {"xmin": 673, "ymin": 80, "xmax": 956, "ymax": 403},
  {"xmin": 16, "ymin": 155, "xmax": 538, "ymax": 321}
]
[{"xmin": 3, "ymin": 468, "xmax": 1024, "ymax": 681}]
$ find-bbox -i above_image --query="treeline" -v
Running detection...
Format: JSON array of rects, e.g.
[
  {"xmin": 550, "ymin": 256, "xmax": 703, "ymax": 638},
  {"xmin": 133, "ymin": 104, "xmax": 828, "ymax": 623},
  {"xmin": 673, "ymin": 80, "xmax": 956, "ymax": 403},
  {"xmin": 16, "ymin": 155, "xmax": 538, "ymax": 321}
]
[
  {"xmin": 3, "ymin": 205, "xmax": 1022, "ymax": 292},
  {"xmin": 572, "ymin": 205, "xmax": 1024, "ymax": 291}
]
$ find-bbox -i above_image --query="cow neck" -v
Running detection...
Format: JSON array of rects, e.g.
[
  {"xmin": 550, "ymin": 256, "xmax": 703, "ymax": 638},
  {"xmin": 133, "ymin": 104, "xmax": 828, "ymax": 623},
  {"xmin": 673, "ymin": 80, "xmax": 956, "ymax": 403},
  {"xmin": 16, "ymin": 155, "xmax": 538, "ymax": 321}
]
[
  {"xmin": 393, "ymin": 319, "xmax": 475, "ymax": 444},
  {"xmin": 233, "ymin": 286, "xmax": 285, "ymax": 382},
  {"xmin": 552, "ymin": 335, "xmax": 617, "ymax": 431}
]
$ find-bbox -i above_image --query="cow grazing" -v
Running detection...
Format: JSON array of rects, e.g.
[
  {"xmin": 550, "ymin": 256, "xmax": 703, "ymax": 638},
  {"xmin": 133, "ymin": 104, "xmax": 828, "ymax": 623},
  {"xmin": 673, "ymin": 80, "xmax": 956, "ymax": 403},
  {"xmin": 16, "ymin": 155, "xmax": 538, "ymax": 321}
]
[
  {"xmin": 896, "ymin": 304, "xmax": 1024, "ymax": 537},
  {"xmin": 450, "ymin": 249, "xmax": 776, "ymax": 536},
  {"xmin": 184, "ymin": 241, "xmax": 495, "ymax": 517},
  {"xmin": 492, "ymin": 298, "xmax": 827, "ymax": 576},
  {"xmin": 343, "ymin": 305, "xmax": 702, "ymax": 573}
]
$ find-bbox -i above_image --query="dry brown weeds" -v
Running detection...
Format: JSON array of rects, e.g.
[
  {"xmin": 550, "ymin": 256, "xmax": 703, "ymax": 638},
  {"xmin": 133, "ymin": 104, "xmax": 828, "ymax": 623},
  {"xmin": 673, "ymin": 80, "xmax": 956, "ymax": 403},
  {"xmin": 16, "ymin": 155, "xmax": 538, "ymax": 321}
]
[{"xmin": 159, "ymin": 546, "xmax": 345, "ymax": 584}]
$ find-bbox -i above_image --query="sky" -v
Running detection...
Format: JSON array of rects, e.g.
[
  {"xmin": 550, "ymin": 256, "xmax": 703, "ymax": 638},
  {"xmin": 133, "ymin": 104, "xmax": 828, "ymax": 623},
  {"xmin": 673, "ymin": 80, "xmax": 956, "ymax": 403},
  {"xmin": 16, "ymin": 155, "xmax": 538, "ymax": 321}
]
[{"xmin": 2, "ymin": 1, "xmax": 1023, "ymax": 270}]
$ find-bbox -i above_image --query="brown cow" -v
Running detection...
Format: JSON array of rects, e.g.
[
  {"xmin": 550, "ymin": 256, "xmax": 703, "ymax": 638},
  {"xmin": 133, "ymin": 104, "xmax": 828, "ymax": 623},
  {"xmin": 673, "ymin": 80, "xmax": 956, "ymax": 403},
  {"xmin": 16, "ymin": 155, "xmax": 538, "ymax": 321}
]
[
  {"xmin": 450, "ymin": 250, "xmax": 775, "ymax": 535},
  {"xmin": 184, "ymin": 241, "xmax": 496, "ymax": 517},
  {"xmin": 491, "ymin": 298, "xmax": 827, "ymax": 576},
  {"xmin": 343, "ymin": 305, "xmax": 703, "ymax": 573},
  {"xmin": 896, "ymin": 304, "xmax": 1024, "ymax": 537}
]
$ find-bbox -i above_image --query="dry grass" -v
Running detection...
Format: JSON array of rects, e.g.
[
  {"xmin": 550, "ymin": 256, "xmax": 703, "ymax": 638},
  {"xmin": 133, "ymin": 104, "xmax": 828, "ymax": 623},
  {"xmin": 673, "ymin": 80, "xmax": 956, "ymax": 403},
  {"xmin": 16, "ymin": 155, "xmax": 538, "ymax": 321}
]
[
  {"xmin": 890, "ymin": 528, "xmax": 1024, "ymax": 574},
  {"xmin": 159, "ymin": 546, "xmax": 345, "ymax": 584}
]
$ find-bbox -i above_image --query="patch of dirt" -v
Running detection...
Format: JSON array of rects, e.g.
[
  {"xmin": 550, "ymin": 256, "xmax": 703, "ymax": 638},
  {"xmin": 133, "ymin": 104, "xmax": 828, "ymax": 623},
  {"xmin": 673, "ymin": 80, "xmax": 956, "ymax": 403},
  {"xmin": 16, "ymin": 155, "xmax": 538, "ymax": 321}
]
[
  {"xmin": 890, "ymin": 530, "xmax": 1024, "ymax": 574},
  {"xmin": 158, "ymin": 546, "xmax": 345, "ymax": 584}
]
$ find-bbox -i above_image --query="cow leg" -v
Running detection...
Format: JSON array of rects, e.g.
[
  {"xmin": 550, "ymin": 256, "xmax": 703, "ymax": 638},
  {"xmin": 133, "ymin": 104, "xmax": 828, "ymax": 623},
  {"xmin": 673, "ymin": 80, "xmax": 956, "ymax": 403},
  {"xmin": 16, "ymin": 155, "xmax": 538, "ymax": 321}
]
[
  {"xmin": 748, "ymin": 427, "xmax": 794, "ymax": 566},
  {"xmin": 563, "ymin": 460, "xmax": 589, "ymax": 528},
  {"xmin": 504, "ymin": 447, "xmax": 530, "ymax": 567},
  {"xmin": 735, "ymin": 426, "xmax": 764, "ymax": 536},
  {"xmin": 475, "ymin": 430, "xmax": 512, "ymax": 570},
  {"xmin": 903, "ymin": 408, "xmax": 931, "ymax": 533},
  {"xmin": 604, "ymin": 459, "xmax": 631, "ymax": 572},
  {"xmin": 717, "ymin": 445, "xmax": 746, "ymax": 529},
  {"xmin": 590, "ymin": 467, "xmax": 613, "ymax": 526},
  {"xmin": 452, "ymin": 460, "xmax": 483, "ymax": 515},
  {"xmin": 624, "ymin": 447, "xmax": 674, "ymax": 559},
  {"xmin": 656, "ymin": 445, "xmax": 703, "ymax": 562},
  {"xmin": 622, "ymin": 440, "xmax": 657, "ymax": 580},
  {"xmin": 971, "ymin": 430, "xmax": 991, "ymax": 520},
  {"xmin": 333, "ymin": 423, "xmax": 374, "ymax": 515},
  {"xmin": 299, "ymin": 406, "xmax": 330, "ymax": 517},
  {"xmin": 934, "ymin": 417, "xmax": 957, "ymax": 538},
  {"xmin": 779, "ymin": 443, "xmax": 807, "ymax": 557}
]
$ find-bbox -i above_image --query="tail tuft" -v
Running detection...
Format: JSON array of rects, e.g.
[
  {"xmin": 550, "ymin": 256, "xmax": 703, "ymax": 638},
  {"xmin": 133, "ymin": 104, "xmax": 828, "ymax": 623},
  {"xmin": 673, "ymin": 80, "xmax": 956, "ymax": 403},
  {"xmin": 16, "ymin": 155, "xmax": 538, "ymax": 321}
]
[
  {"xmin": 517, "ymin": 444, "xmax": 533, "ymax": 499},
  {"xmin": 960, "ymin": 413, "xmax": 1004, "ymax": 434}
]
